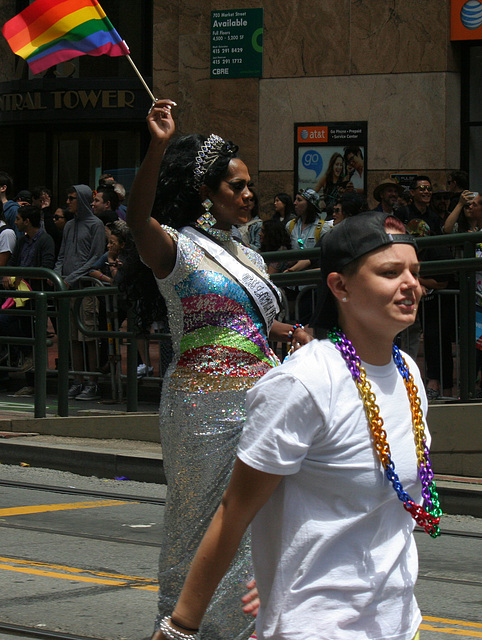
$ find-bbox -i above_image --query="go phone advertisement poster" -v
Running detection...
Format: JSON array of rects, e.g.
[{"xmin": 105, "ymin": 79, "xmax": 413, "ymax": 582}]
[{"xmin": 294, "ymin": 122, "xmax": 368, "ymax": 201}]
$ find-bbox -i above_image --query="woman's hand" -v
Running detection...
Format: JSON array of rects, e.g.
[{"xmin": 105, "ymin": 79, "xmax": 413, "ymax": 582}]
[
  {"xmin": 290, "ymin": 326, "xmax": 313, "ymax": 352},
  {"xmin": 459, "ymin": 190, "xmax": 475, "ymax": 207},
  {"xmin": 241, "ymin": 578, "xmax": 260, "ymax": 617},
  {"xmin": 147, "ymin": 99, "xmax": 176, "ymax": 144}
]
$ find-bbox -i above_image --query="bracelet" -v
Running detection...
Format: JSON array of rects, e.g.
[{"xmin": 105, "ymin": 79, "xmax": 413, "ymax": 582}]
[
  {"xmin": 160, "ymin": 616, "xmax": 200, "ymax": 640},
  {"xmin": 170, "ymin": 618, "xmax": 199, "ymax": 633},
  {"xmin": 288, "ymin": 323, "xmax": 304, "ymax": 337}
]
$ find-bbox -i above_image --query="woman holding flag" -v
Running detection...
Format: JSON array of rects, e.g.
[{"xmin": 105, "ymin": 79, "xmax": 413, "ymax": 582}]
[{"xmin": 127, "ymin": 99, "xmax": 311, "ymax": 639}]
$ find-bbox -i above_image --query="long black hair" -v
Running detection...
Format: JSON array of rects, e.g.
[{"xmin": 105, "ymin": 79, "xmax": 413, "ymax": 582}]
[
  {"xmin": 112, "ymin": 221, "xmax": 167, "ymax": 332},
  {"xmin": 151, "ymin": 134, "xmax": 238, "ymax": 229}
]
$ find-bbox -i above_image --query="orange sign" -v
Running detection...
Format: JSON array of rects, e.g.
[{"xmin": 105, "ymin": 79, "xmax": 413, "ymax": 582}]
[
  {"xmin": 296, "ymin": 125, "xmax": 328, "ymax": 144},
  {"xmin": 451, "ymin": 0, "xmax": 482, "ymax": 41}
]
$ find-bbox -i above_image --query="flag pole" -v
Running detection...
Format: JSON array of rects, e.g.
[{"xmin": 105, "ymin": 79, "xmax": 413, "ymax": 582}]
[{"xmin": 126, "ymin": 54, "xmax": 157, "ymax": 102}]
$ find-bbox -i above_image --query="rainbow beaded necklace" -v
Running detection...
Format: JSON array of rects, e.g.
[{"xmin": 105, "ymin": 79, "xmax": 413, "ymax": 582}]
[{"xmin": 328, "ymin": 327, "xmax": 442, "ymax": 538}]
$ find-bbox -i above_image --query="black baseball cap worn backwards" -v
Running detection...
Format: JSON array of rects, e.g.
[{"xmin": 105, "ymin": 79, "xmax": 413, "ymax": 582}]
[{"xmin": 314, "ymin": 211, "xmax": 417, "ymax": 331}]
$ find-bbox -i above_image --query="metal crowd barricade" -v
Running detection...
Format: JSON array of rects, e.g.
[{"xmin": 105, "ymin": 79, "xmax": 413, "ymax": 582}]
[
  {"xmin": 0, "ymin": 231, "xmax": 480, "ymax": 418},
  {"xmin": 265, "ymin": 230, "xmax": 482, "ymax": 402},
  {"xmin": 0, "ymin": 267, "xmax": 67, "ymax": 418}
]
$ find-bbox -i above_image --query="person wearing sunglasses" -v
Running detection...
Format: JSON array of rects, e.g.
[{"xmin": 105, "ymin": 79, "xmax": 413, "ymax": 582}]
[
  {"xmin": 54, "ymin": 185, "xmax": 106, "ymax": 401},
  {"xmin": 394, "ymin": 175, "xmax": 443, "ymax": 235}
]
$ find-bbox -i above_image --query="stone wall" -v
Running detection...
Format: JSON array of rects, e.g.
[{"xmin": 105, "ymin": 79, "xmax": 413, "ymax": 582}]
[{"xmin": 151, "ymin": 0, "xmax": 460, "ymax": 212}]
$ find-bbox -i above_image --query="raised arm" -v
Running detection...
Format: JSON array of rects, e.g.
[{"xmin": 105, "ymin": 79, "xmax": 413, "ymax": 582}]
[
  {"xmin": 157, "ymin": 459, "xmax": 282, "ymax": 637},
  {"xmin": 443, "ymin": 190, "xmax": 472, "ymax": 234},
  {"xmin": 127, "ymin": 99, "xmax": 178, "ymax": 279}
]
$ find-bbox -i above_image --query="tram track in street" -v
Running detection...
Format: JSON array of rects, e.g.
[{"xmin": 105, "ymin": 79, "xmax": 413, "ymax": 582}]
[
  {"xmin": 0, "ymin": 478, "xmax": 165, "ymax": 505},
  {"xmin": 1, "ymin": 478, "xmax": 481, "ymax": 541},
  {"xmin": 0, "ymin": 622, "xmax": 135, "ymax": 640},
  {"xmin": 0, "ymin": 520, "xmax": 161, "ymax": 547},
  {"xmin": 0, "ymin": 622, "xmax": 106, "ymax": 640}
]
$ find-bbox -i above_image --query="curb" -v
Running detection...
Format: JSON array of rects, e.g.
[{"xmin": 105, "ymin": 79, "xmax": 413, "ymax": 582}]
[
  {"xmin": 0, "ymin": 440, "xmax": 481, "ymax": 517},
  {"xmin": 0, "ymin": 440, "xmax": 166, "ymax": 484}
]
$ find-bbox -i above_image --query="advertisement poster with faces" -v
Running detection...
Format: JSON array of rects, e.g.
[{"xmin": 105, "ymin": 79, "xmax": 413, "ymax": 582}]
[{"xmin": 294, "ymin": 122, "xmax": 367, "ymax": 208}]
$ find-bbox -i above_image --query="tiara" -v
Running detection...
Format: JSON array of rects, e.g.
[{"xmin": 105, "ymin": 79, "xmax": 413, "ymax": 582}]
[{"xmin": 193, "ymin": 134, "xmax": 229, "ymax": 189}]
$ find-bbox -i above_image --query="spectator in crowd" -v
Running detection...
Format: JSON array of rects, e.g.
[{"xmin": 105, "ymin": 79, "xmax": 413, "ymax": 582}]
[
  {"xmin": 52, "ymin": 207, "xmax": 73, "ymax": 233},
  {"xmin": 406, "ymin": 219, "xmax": 456, "ymax": 402},
  {"xmin": 238, "ymin": 190, "xmax": 262, "ymax": 250},
  {"xmin": 446, "ymin": 170, "xmax": 469, "ymax": 212},
  {"xmin": 1, "ymin": 205, "xmax": 55, "ymax": 395},
  {"xmin": 31, "ymin": 186, "xmax": 52, "ymax": 212},
  {"xmin": 0, "ymin": 201, "xmax": 17, "ymax": 267},
  {"xmin": 113, "ymin": 182, "xmax": 127, "ymax": 220},
  {"xmin": 50, "ymin": 207, "xmax": 73, "ymax": 259},
  {"xmin": 97, "ymin": 172, "xmax": 115, "ymax": 189},
  {"xmin": 31, "ymin": 186, "xmax": 61, "ymax": 253},
  {"xmin": 398, "ymin": 187, "xmax": 412, "ymax": 209},
  {"xmin": 443, "ymin": 190, "xmax": 480, "ymax": 234},
  {"xmin": 395, "ymin": 175, "xmax": 443, "ymax": 234},
  {"xmin": 54, "ymin": 185, "xmax": 105, "ymax": 401},
  {"xmin": 0, "ymin": 171, "xmax": 20, "ymax": 232},
  {"xmin": 314, "ymin": 152, "xmax": 347, "ymax": 206},
  {"xmin": 259, "ymin": 219, "xmax": 295, "ymax": 275},
  {"xmin": 271, "ymin": 192, "xmax": 295, "ymax": 224},
  {"xmin": 372, "ymin": 178, "xmax": 404, "ymax": 214},
  {"xmin": 92, "ymin": 187, "xmax": 119, "ymax": 225},
  {"xmin": 430, "ymin": 188, "xmax": 451, "ymax": 228},
  {"xmin": 14, "ymin": 190, "xmax": 32, "ymax": 206},
  {"xmin": 344, "ymin": 146, "xmax": 364, "ymax": 193},
  {"xmin": 287, "ymin": 188, "xmax": 324, "ymax": 250},
  {"xmin": 154, "ymin": 212, "xmax": 441, "ymax": 640}
]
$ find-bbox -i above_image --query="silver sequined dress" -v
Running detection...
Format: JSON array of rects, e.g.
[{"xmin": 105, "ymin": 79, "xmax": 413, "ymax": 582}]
[{"xmin": 153, "ymin": 226, "xmax": 279, "ymax": 639}]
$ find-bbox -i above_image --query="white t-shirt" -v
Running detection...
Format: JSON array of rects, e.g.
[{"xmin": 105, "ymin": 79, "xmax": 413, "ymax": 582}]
[
  {"xmin": 0, "ymin": 222, "xmax": 16, "ymax": 255},
  {"xmin": 238, "ymin": 339, "xmax": 428, "ymax": 640}
]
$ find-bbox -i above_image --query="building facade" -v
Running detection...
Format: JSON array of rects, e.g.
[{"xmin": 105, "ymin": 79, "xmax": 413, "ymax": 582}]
[{"xmin": 0, "ymin": 0, "xmax": 481, "ymax": 210}]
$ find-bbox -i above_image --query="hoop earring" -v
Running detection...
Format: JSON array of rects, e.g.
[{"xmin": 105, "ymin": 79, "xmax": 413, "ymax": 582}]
[{"xmin": 196, "ymin": 199, "xmax": 216, "ymax": 230}]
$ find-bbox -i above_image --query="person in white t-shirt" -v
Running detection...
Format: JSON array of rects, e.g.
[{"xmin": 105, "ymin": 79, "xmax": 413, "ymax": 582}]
[
  {"xmin": 155, "ymin": 212, "xmax": 442, "ymax": 640},
  {"xmin": 0, "ymin": 204, "xmax": 17, "ymax": 266}
]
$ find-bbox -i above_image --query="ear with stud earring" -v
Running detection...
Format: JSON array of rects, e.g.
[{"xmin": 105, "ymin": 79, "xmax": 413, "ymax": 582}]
[{"xmin": 197, "ymin": 199, "xmax": 216, "ymax": 230}]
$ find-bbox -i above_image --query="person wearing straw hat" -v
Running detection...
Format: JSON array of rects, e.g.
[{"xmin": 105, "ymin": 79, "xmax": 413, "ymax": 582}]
[
  {"xmin": 372, "ymin": 178, "xmax": 404, "ymax": 214},
  {"xmin": 153, "ymin": 211, "xmax": 442, "ymax": 640}
]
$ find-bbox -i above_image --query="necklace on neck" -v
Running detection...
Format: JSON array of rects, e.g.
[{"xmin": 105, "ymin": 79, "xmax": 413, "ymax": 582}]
[
  {"xmin": 194, "ymin": 223, "xmax": 232, "ymax": 242},
  {"xmin": 328, "ymin": 327, "xmax": 442, "ymax": 538}
]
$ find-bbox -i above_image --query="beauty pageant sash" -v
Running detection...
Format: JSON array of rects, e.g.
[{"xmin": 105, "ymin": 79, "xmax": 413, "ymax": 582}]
[{"xmin": 183, "ymin": 226, "xmax": 281, "ymax": 334}]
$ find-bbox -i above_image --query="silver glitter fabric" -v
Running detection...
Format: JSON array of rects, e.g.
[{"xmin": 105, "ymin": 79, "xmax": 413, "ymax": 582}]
[{"xmin": 153, "ymin": 226, "xmax": 279, "ymax": 639}]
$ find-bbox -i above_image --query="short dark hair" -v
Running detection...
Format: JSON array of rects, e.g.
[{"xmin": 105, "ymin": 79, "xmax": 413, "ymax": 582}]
[
  {"xmin": 0, "ymin": 171, "xmax": 14, "ymax": 198},
  {"xmin": 18, "ymin": 205, "xmax": 41, "ymax": 228},
  {"xmin": 344, "ymin": 146, "xmax": 363, "ymax": 160},
  {"xmin": 31, "ymin": 185, "xmax": 52, "ymax": 200},
  {"xmin": 447, "ymin": 170, "xmax": 469, "ymax": 190},
  {"xmin": 97, "ymin": 187, "xmax": 120, "ymax": 211},
  {"xmin": 410, "ymin": 175, "xmax": 432, "ymax": 190}
]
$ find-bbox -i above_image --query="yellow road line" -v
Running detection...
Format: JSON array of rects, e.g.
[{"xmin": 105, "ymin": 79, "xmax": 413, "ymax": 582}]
[
  {"xmin": 0, "ymin": 557, "xmax": 157, "ymax": 590},
  {"xmin": 0, "ymin": 563, "xmax": 128, "ymax": 586},
  {"xmin": 423, "ymin": 616, "xmax": 482, "ymax": 629},
  {"xmin": 0, "ymin": 556, "xmax": 154, "ymax": 583},
  {"xmin": 0, "ymin": 499, "xmax": 134, "ymax": 517},
  {"xmin": 420, "ymin": 623, "xmax": 482, "ymax": 637}
]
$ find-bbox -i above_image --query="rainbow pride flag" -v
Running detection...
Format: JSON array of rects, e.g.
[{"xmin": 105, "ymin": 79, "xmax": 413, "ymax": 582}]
[{"xmin": 2, "ymin": 0, "xmax": 130, "ymax": 75}]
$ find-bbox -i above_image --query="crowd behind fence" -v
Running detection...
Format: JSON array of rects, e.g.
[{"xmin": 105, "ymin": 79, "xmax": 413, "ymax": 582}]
[{"xmin": 0, "ymin": 231, "xmax": 480, "ymax": 418}]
